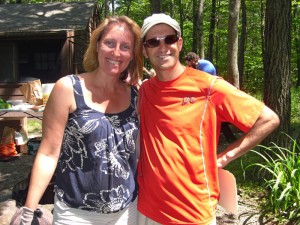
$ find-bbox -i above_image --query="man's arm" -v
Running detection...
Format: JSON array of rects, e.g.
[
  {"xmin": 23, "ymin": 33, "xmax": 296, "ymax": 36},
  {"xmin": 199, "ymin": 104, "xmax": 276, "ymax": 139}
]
[{"xmin": 217, "ymin": 105, "xmax": 280, "ymax": 168}]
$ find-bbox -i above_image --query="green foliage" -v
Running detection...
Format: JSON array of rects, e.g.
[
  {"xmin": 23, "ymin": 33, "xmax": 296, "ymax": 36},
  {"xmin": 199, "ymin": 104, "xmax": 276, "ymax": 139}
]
[
  {"xmin": 291, "ymin": 86, "xmax": 300, "ymax": 125},
  {"xmin": 291, "ymin": 86, "xmax": 300, "ymax": 144},
  {"xmin": 244, "ymin": 134, "xmax": 300, "ymax": 223},
  {"xmin": 27, "ymin": 119, "xmax": 42, "ymax": 135},
  {"xmin": 115, "ymin": 0, "xmax": 150, "ymax": 25},
  {"xmin": 181, "ymin": 22, "xmax": 193, "ymax": 56}
]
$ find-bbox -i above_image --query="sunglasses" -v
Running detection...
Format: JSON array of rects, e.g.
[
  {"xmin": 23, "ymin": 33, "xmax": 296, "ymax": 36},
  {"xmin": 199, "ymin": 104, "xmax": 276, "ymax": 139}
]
[{"xmin": 143, "ymin": 35, "xmax": 179, "ymax": 48}]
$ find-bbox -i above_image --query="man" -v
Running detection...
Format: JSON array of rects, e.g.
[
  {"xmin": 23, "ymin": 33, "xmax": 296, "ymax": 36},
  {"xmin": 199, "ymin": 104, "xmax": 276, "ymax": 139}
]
[
  {"xmin": 137, "ymin": 13, "xmax": 280, "ymax": 225},
  {"xmin": 184, "ymin": 52, "xmax": 216, "ymax": 75}
]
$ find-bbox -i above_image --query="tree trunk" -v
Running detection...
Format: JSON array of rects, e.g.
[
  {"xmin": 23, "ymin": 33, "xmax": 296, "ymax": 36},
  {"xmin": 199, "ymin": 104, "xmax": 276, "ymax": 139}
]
[
  {"xmin": 215, "ymin": 0, "xmax": 221, "ymax": 69},
  {"xmin": 111, "ymin": 0, "xmax": 115, "ymax": 15},
  {"xmin": 125, "ymin": 0, "xmax": 132, "ymax": 15},
  {"xmin": 197, "ymin": 0, "xmax": 205, "ymax": 58},
  {"xmin": 192, "ymin": 0, "xmax": 198, "ymax": 53},
  {"xmin": 238, "ymin": 0, "xmax": 246, "ymax": 89},
  {"xmin": 178, "ymin": 0, "xmax": 184, "ymax": 59},
  {"xmin": 104, "ymin": 0, "xmax": 110, "ymax": 17},
  {"xmin": 179, "ymin": 0, "xmax": 183, "ymax": 38},
  {"xmin": 150, "ymin": 0, "xmax": 161, "ymax": 13},
  {"xmin": 207, "ymin": 0, "xmax": 216, "ymax": 63},
  {"xmin": 227, "ymin": 0, "xmax": 240, "ymax": 88},
  {"xmin": 263, "ymin": 0, "xmax": 292, "ymax": 147},
  {"xmin": 260, "ymin": 0, "xmax": 265, "ymax": 72}
]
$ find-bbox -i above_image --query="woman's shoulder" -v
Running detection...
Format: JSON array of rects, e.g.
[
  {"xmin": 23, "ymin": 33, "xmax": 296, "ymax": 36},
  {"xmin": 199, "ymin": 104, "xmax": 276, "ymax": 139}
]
[
  {"xmin": 55, "ymin": 75, "xmax": 76, "ymax": 89},
  {"xmin": 51, "ymin": 74, "xmax": 83, "ymax": 97}
]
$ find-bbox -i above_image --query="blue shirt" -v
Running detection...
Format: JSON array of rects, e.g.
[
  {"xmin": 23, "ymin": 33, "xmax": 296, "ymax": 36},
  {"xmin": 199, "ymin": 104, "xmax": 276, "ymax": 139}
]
[
  {"xmin": 55, "ymin": 75, "xmax": 139, "ymax": 214},
  {"xmin": 197, "ymin": 59, "xmax": 217, "ymax": 76}
]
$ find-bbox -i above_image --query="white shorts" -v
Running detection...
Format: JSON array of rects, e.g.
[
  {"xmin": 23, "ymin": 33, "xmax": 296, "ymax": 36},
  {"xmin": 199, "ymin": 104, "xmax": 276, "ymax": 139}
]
[
  {"xmin": 137, "ymin": 211, "xmax": 216, "ymax": 225},
  {"xmin": 53, "ymin": 195, "xmax": 138, "ymax": 225}
]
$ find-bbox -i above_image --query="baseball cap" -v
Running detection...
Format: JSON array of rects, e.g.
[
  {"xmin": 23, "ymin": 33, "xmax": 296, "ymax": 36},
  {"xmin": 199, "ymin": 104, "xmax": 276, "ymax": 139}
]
[{"xmin": 141, "ymin": 13, "xmax": 181, "ymax": 38}]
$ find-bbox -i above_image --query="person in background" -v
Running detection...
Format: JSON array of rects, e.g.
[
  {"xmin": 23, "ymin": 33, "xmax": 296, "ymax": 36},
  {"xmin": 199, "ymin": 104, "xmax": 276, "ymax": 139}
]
[
  {"xmin": 21, "ymin": 15, "xmax": 143, "ymax": 225},
  {"xmin": 184, "ymin": 52, "xmax": 216, "ymax": 75},
  {"xmin": 184, "ymin": 51, "xmax": 198, "ymax": 68},
  {"xmin": 137, "ymin": 13, "xmax": 280, "ymax": 225},
  {"xmin": 198, "ymin": 59, "xmax": 217, "ymax": 76},
  {"xmin": 185, "ymin": 52, "xmax": 237, "ymax": 143}
]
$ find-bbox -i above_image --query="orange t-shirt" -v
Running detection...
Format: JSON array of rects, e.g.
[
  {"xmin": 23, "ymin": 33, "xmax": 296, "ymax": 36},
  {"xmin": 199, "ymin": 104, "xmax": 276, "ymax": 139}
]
[{"xmin": 138, "ymin": 67, "xmax": 264, "ymax": 225}]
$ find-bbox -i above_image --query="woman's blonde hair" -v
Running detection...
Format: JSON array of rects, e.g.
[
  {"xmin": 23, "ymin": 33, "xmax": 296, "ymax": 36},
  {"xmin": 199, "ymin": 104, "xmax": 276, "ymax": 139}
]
[{"xmin": 83, "ymin": 16, "xmax": 143, "ymax": 86}]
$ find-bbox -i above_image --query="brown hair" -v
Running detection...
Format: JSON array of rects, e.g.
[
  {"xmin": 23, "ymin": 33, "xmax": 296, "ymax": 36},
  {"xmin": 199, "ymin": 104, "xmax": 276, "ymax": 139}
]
[
  {"xmin": 83, "ymin": 16, "xmax": 143, "ymax": 86},
  {"xmin": 184, "ymin": 52, "xmax": 199, "ymax": 69}
]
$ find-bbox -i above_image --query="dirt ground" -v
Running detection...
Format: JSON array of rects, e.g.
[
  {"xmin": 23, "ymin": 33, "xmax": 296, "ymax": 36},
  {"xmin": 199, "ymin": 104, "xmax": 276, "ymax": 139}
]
[
  {"xmin": 0, "ymin": 154, "xmax": 35, "ymax": 202},
  {"xmin": 0, "ymin": 152, "xmax": 267, "ymax": 225}
]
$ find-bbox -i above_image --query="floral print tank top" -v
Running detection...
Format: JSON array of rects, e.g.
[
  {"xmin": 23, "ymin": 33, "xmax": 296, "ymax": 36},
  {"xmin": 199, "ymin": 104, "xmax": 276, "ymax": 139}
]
[{"xmin": 54, "ymin": 75, "xmax": 139, "ymax": 214}]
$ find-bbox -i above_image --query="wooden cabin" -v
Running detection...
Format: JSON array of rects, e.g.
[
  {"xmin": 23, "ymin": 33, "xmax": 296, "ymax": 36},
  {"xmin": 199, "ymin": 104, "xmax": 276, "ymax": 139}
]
[
  {"xmin": 0, "ymin": 2, "xmax": 100, "ymax": 137},
  {"xmin": 0, "ymin": 2, "xmax": 100, "ymax": 103},
  {"xmin": 0, "ymin": 2, "xmax": 100, "ymax": 86}
]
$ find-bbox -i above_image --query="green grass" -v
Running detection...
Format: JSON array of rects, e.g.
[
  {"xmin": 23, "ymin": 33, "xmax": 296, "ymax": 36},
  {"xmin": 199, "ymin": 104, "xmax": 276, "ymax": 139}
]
[{"xmin": 27, "ymin": 119, "xmax": 42, "ymax": 136}]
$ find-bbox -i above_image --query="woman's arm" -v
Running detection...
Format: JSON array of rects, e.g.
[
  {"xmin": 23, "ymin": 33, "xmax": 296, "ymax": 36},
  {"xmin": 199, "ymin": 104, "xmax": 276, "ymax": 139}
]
[{"xmin": 24, "ymin": 76, "xmax": 75, "ymax": 210}]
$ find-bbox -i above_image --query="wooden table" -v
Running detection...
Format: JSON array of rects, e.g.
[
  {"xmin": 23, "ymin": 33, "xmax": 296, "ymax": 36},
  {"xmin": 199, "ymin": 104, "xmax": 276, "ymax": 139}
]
[{"xmin": 0, "ymin": 105, "xmax": 44, "ymax": 120}]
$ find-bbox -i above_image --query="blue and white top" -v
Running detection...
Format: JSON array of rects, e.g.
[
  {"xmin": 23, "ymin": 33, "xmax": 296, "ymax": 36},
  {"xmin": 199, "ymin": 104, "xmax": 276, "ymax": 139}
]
[{"xmin": 54, "ymin": 75, "xmax": 139, "ymax": 214}]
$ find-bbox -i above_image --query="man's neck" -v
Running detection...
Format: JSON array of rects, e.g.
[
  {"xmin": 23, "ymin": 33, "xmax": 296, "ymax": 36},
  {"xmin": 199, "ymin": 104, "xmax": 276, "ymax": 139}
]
[{"xmin": 156, "ymin": 64, "xmax": 186, "ymax": 82}]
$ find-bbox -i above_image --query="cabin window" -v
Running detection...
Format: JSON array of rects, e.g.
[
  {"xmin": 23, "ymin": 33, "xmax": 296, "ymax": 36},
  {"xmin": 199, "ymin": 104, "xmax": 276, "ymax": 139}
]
[{"xmin": 0, "ymin": 39, "xmax": 63, "ymax": 83}]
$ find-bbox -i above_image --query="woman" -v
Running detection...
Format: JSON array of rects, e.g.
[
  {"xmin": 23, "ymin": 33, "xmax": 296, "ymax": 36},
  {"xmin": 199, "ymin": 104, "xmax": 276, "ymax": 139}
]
[{"xmin": 21, "ymin": 16, "xmax": 143, "ymax": 225}]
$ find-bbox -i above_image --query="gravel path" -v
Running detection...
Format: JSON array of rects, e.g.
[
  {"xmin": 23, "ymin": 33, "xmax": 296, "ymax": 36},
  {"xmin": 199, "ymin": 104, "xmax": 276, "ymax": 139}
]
[{"xmin": 216, "ymin": 192, "xmax": 261, "ymax": 225}]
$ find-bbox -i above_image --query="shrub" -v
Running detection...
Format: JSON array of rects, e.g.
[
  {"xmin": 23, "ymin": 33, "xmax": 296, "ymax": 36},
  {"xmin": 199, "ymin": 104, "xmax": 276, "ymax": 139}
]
[{"xmin": 245, "ymin": 134, "xmax": 300, "ymax": 223}]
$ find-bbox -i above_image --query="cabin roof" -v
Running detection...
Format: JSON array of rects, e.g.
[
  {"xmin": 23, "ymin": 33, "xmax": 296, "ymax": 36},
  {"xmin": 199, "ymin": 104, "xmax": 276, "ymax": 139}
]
[{"xmin": 0, "ymin": 2, "xmax": 97, "ymax": 35}]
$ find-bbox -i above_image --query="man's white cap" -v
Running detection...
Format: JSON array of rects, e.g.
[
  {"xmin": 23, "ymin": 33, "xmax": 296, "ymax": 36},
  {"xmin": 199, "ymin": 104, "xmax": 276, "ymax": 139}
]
[{"xmin": 141, "ymin": 13, "xmax": 181, "ymax": 38}]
